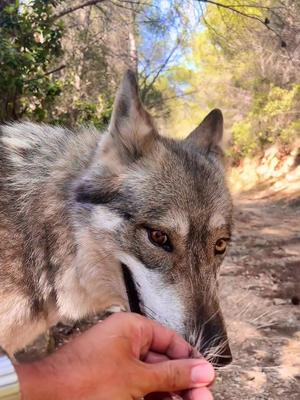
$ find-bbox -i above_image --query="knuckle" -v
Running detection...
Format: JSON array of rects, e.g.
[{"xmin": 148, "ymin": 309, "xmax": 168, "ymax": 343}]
[
  {"xmin": 166, "ymin": 362, "xmax": 181, "ymax": 390},
  {"xmin": 108, "ymin": 310, "xmax": 131, "ymax": 323},
  {"xmin": 107, "ymin": 311, "xmax": 145, "ymax": 335}
]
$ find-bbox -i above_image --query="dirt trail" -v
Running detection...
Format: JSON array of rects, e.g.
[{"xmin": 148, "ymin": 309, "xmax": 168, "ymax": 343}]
[{"xmin": 213, "ymin": 192, "xmax": 300, "ymax": 400}]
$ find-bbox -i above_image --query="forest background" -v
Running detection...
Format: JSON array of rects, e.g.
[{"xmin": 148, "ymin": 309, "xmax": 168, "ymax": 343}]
[{"xmin": 0, "ymin": 0, "xmax": 299, "ymax": 164}]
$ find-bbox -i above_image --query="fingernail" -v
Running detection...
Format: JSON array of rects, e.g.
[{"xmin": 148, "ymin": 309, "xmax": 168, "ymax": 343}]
[{"xmin": 191, "ymin": 362, "xmax": 215, "ymax": 385}]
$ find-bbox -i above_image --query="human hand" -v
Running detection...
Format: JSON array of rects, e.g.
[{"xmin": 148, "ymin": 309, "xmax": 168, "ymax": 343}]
[{"xmin": 16, "ymin": 313, "xmax": 215, "ymax": 400}]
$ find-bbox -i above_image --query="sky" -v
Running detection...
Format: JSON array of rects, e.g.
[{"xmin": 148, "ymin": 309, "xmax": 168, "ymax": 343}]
[{"xmin": 137, "ymin": 0, "xmax": 205, "ymax": 78}]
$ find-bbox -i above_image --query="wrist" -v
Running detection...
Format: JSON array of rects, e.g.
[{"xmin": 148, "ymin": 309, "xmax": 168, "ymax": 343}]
[
  {"xmin": 15, "ymin": 355, "xmax": 63, "ymax": 400},
  {"xmin": 15, "ymin": 360, "xmax": 44, "ymax": 400}
]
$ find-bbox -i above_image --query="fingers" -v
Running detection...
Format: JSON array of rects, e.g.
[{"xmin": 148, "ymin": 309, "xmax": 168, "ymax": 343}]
[
  {"xmin": 103, "ymin": 312, "xmax": 192, "ymax": 360},
  {"xmin": 145, "ymin": 388, "xmax": 214, "ymax": 400},
  {"xmin": 145, "ymin": 393, "xmax": 172, "ymax": 400},
  {"xmin": 139, "ymin": 318, "xmax": 192, "ymax": 360},
  {"xmin": 183, "ymin": 387, "xmax": 214, "ymax": 400},
  {"xmin": 144, "ymin": 351, "xmax": 170, "ymax": 364},
  {"xmin": 90, "ymin": 313, "xmax": 215, "ymax": 397},
  {"xmin": 139, "ymin": 358, "xmax": 215, "ymax": 395}
]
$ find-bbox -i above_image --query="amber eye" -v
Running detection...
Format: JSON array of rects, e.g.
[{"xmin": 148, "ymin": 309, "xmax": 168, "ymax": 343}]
[
  {"xmin": 215, "ymin": 239, "xmax": 228, "ymax": 255},
  {"xmin": 147, "ymin": 229, "xmax": 172, "ymax": 252}
]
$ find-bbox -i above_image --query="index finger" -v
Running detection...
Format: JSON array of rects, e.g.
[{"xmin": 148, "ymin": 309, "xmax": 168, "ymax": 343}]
[
  {"xmin": 106, "ymin": 313, "xmax": 194, "ymax": 360},
  {"xmin": 141, "ymin": 318, "xmax": 193, "ymax": 360}
]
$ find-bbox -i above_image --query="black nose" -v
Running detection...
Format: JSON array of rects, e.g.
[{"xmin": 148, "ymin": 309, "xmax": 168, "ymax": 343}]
[
  {"xmin": 205, "ymin": 340, "xmax": 232, "ymax": 368},
  {"xmin": 197, "ymin": 320, "xmax": 232, "ymax": 367}
]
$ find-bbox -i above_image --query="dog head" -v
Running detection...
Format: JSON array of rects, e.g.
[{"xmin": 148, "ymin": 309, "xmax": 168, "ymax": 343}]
[{"xmin": 74, "ymin": 71, "xmax": 233, "ymax": 367}]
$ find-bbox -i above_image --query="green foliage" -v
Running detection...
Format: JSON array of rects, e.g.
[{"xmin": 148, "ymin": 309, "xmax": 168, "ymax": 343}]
[
  {"xmin": 0, "ymin": 0, "xmax": 63, "ymax": 122},
  {"xmin": 1, "ymin": 0, "xmax": 299, "ymax": 150},
  {"xmin": 73, "ymin": 97, "xmax": 113, "ymax": 129},
  {"xmin": 232, "ymin": 84, "xmax": 300, "ymax": 156},
  {"xmin": 232, "ymin": 120, "xmax": 257, "ymax": 157},
  {"xmin": 158, "ymin": 1, "xmax": 300, "ymax": 159}
]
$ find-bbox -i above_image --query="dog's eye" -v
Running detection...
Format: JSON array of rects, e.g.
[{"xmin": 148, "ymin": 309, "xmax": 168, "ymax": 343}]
[
  {"xmin": 147, "ymin": 229, "xmax": 172, "ymax": 252},
  {"xmin": 215, "ymin": 238, "xmax": 227, "ymax": 255}
]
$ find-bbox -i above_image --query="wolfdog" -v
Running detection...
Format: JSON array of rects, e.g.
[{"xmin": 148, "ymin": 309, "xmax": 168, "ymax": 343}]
[{"xmin": 0, "ymin": 71, "xmax": 232, "ymax": 366}]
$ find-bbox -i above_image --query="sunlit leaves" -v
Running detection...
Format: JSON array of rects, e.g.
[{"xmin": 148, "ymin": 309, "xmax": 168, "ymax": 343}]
[
  {"xmin": 0, "ymin": 0, "xmax": 63, "ymax": 121},
  {"xmin": 159, "ymin": 1, "xmax": 300, "ymax": 158}
]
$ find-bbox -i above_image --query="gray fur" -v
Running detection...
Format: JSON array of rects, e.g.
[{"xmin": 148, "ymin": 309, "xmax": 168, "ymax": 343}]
[{"xmin": 0, "ymin": 71, "xmax": 233, "ymax": 366}]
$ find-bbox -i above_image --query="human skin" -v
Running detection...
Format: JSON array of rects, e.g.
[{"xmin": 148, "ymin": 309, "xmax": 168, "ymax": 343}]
[{"xmin": 15, "ymin": 313, "xmax": 215, "ymax": 400}]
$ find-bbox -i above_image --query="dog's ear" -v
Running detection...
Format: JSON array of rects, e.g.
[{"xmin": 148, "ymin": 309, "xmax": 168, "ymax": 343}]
[
  {"xmin": 107, "ymin": 70, "xmax": 157, "ymax": 164},
  {"xmin": 75, "ymin": 72, "xmax": 157, "ymax": 203},
  {"xmin": 186, "ymin": 109, "xmax": 223, "ymax": 157}
]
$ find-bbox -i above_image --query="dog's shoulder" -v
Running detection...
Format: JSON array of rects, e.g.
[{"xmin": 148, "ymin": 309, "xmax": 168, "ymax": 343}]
[{"xmin": 0, "ymin": 122, "xmax": 73, "ymax": 162}]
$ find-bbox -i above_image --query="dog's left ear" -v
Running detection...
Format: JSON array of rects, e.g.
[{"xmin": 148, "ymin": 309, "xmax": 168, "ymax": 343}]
[
  {"xmin": 107, "ymin": 70, "xmax": 157, "ymax": 164},
  {"xmin": 186, "ymin": 109, "xmax": 223, "ymax": 157}
]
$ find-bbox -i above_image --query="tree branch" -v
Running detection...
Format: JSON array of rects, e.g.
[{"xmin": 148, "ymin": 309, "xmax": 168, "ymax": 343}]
[
  {"xmin": 53, "ymin": 0, "xmax": 105, "ymax": 20},
  {"xmin": 25, "ymin": 65, "xmax": 66, "ymax": 83},
  {"xmin": 197, "ymin": 0, "xmax": 289, "ymax": 47},
  {"xmin": 142, "ymin": 42, "xmax": 180, "ymax": 98},
  {"xmin": 198, "ymin": 0, "xmax": 269, "ymax": 24}
]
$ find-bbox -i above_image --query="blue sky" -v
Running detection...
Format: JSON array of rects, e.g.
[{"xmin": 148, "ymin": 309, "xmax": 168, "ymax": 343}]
[{"xmin": 137, "ymin": 0, "xmax": 204, "ymax": 77}]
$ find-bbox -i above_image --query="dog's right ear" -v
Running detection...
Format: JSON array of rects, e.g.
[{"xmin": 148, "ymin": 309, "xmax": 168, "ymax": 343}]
[
  {"xmin": 185, "ymin": 109, "xmax": 224, "ymax": 158},
  {"xmin": 105, "ymin": 70, "xmax": 157, "ymax": 166}
]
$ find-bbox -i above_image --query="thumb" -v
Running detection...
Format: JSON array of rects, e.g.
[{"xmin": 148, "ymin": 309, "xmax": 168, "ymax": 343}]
[{"xmin": 139, "ymin": 358, "xmax": 215, "ymax": 395}]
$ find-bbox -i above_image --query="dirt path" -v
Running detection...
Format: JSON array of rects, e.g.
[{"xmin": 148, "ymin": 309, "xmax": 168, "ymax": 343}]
[{"xmin": 213, "ymin": 193, "xmax": 300, "ymax": 400}]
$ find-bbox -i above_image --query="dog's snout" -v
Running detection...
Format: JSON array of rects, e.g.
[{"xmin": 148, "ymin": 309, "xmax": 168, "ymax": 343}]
[
  {"xmin": 198, "ymin": 321, "xmax": 232, "ymax": 367},
  {"xmin": 201, "ymin": 338, "xmax": 232, "ymax": 368},
  {"xmin": 187, "ymin": 311, "xmax": 232, "ymax": 368},
  {"xmin": 215, "ymin": 344, "xmax": 232, "ymax": 367}
]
